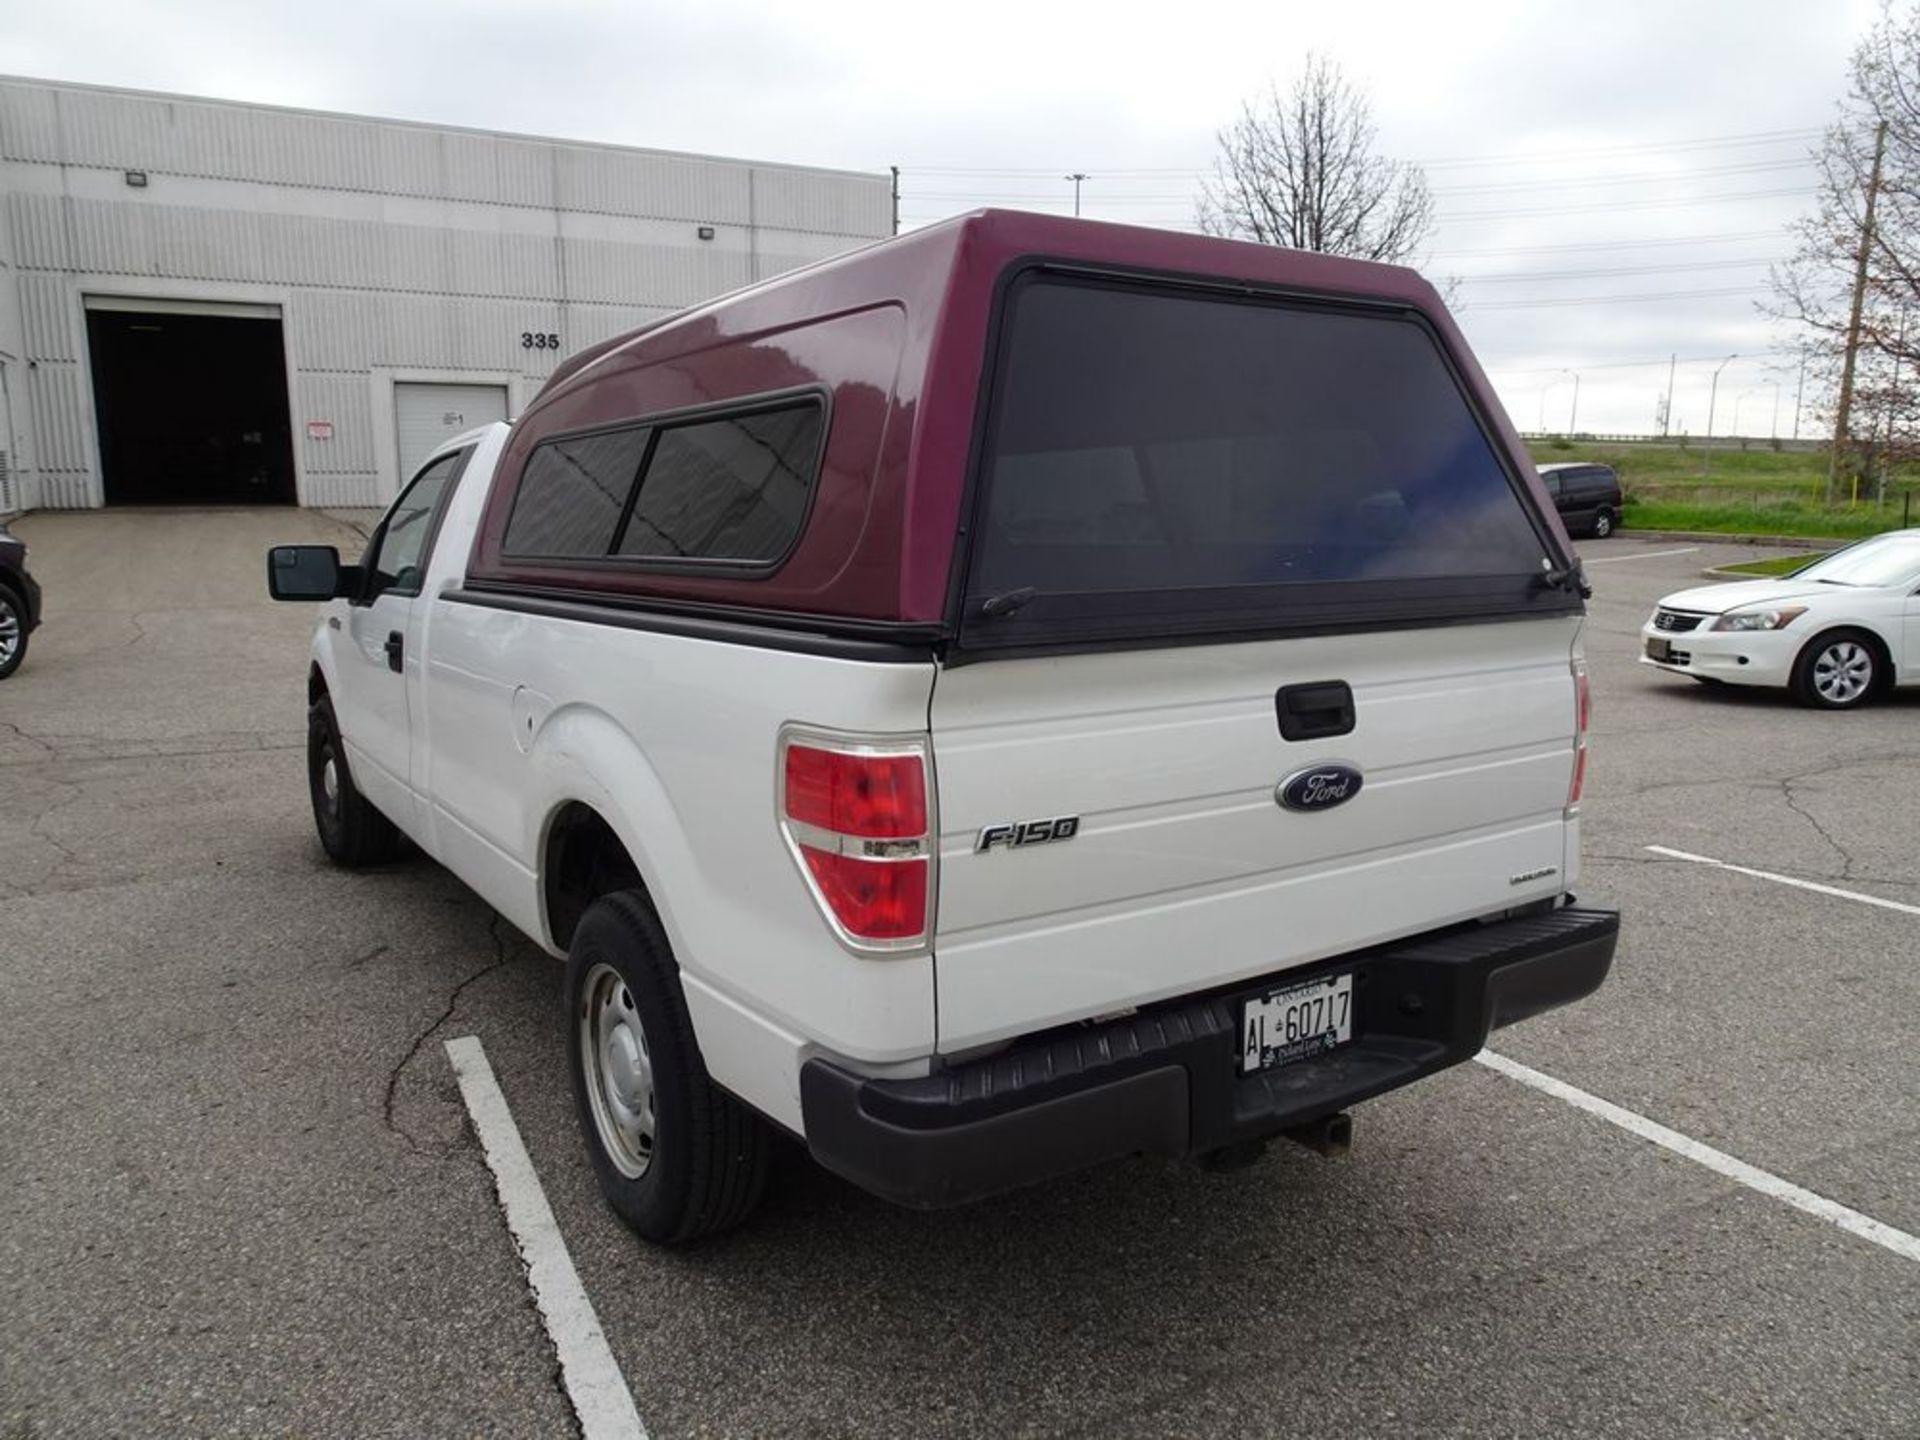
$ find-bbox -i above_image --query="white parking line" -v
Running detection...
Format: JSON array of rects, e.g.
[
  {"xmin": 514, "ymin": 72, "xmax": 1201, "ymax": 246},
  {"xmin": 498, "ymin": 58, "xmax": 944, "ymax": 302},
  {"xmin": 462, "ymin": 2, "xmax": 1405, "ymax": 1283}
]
[
  {"xmin": 445, "ymin": 1035, "xmax": 648, "ymax": 1440},
  {"xmin": 1645, "ymin": 845, "xmax": 1920, "ymax": 918},
  {"xmin": 1475, "ymin": 1050, "xmax": 1920, "ymax": 1264},
  {"xmin": 1581, "ymin": 546, "xmax": 1701, "ymax": 565}
]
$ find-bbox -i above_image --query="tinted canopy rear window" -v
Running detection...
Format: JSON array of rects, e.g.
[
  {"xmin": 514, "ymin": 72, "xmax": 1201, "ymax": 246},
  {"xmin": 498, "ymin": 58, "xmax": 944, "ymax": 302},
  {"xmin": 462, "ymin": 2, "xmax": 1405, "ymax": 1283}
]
[{"xmin": 963, "ymin": 275, "xmax": 1564, "ymax": 648}]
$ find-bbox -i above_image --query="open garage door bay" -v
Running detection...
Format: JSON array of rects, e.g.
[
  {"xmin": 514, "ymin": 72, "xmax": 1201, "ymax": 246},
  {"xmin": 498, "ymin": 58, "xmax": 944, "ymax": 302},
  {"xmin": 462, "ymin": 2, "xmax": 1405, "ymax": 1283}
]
[{"xmin": 84, "ymin": 298, "xmax": 296, "ymax": 506}]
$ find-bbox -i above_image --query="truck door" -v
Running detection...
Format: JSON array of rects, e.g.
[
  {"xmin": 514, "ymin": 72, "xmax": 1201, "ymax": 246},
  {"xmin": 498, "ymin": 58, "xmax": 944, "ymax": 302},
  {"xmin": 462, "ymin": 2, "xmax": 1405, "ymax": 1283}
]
[{"xmin": 334, "ymin": 447, "xmax": 470, "ymax": 834}]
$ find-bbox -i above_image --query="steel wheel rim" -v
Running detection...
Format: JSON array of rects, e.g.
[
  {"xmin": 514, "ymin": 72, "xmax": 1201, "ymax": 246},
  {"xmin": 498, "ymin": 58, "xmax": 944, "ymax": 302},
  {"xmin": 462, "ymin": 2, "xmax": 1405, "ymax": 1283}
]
[
  {"xmin": 0, "ymin": 595, "xmax": 18, "ymax": 666},
  {"xmin": 1813, "ymin": 641, "xmax": 1871, "ymax": 704},
  {"xmin": 580, "ymin": 962, "xmax": 655, "ymax": 1179},
  {"xmin": 321, "ymin": 755, "xmax": 340, "ymax": 810}
]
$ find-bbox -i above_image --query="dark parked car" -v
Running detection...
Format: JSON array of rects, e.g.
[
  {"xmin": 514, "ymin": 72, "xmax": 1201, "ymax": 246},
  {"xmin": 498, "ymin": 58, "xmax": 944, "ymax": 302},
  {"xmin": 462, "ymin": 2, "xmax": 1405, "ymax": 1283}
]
[
  {"xmin": 1537, "ymin": 462, "xmax": 1623, "ymax": 538},
  {"xmin": 0, "ymin": 519, "xmax": 42, "ymax": 679}
]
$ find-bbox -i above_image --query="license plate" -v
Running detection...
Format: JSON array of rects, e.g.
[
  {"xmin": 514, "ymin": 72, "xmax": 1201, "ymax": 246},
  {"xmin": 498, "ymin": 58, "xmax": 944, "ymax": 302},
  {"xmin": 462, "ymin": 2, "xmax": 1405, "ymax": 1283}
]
[
  {"xmin": 1240, "ymin": 972, "xmax": 1354, "ymax": 1074},
  {"xmin": 1646, "ymin": 636, "xmax": 1673, "ymax": 662}
]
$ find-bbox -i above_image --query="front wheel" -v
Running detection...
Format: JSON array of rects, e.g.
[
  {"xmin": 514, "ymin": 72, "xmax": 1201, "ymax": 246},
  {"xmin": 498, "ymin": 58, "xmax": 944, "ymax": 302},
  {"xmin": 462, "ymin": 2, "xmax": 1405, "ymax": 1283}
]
[
  {"xmin": 307, "ymin": 695, "xmax": 406, "ymax": 865},
  {"xmin": 1591, "ymin": 508, "xmax": 1616, "ymax": 538},
  {"xmin": 566, "ymin": 891, "xmax": 772, "ymax": 1244},
  {"xmin": 1791, "ymin": 630, "xmax": 1881, "ymax": 709},
  {"xmin": 0, "ymin": 585, "xmax": 28, "ymax": 679}
]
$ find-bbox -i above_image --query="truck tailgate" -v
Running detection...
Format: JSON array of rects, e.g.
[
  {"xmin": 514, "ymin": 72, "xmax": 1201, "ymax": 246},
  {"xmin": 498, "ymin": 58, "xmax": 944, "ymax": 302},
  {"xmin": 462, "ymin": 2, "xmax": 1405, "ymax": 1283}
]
[{"xmin": 929, "ymin": 616, "xmax": 1581, "ymax": 1052}]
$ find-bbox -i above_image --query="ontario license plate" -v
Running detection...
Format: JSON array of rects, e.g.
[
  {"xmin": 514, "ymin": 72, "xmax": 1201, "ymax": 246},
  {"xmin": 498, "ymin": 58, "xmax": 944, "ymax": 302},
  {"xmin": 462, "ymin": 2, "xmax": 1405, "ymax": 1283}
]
[
  {"xmin": 1646, "ymin": 636, "xmax": 1673, "ymax": 662},
  {"xmin": 1240, "ymin": 971, "xmax": 1354, "ymax": 1074}
]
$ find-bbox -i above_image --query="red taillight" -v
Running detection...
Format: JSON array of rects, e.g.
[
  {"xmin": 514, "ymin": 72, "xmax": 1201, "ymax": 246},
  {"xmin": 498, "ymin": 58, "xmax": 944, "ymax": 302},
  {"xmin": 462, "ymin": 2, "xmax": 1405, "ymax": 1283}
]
[
  {"xmin": 781, "ymin": 735, "xmax": 932, "ymax": 950},
  {"xmin": 784, "ymin": 745, "xmax": 926, "ymax": 838},
  {"xmin": 800, "ymin": 849, "xmax": 929, "ymax": 941},
  {"xmin": 1568, "ymin": 659, "xmax": 1590, "ymax": 811}
]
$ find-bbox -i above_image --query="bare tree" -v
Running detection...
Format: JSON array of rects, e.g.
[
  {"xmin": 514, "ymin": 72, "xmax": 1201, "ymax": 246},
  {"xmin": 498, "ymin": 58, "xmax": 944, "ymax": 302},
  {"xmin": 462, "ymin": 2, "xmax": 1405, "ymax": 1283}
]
[
  {"xmin": 1770, "ymin": 2, "xmax": 1920, "ymax": 493},
  {"xmin": 1197, "ymin": 55, "xmax": 1435, "ymax": 264}
]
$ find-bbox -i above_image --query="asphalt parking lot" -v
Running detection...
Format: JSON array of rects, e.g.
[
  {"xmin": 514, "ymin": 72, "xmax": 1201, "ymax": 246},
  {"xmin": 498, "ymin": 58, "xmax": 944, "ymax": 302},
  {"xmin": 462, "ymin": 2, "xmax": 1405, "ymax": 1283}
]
[{"xmin": 2, "ymin": 514, "xmax": 1916, "ymax": 1440}]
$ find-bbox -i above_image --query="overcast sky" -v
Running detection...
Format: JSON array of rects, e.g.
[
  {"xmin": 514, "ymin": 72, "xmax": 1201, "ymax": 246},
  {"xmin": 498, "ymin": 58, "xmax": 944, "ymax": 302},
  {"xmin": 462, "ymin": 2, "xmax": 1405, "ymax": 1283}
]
[{"xmin": 6, "ymin": 0, "xmax": 1884, "ymax": 435}]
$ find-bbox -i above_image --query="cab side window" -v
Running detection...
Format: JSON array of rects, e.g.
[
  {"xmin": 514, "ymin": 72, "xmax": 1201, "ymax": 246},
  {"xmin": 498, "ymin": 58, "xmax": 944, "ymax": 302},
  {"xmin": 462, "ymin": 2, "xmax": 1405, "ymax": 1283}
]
[{"xmin": 368, "ymin": 450, "xmax": 468, "ymax": 598}]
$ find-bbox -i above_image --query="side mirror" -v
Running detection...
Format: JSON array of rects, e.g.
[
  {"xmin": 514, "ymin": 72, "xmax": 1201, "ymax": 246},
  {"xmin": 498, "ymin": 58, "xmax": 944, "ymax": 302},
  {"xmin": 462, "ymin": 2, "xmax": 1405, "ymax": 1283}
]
[{"xmin": 268, "ymin": 544, "xmax": 354, "ymax": 601}]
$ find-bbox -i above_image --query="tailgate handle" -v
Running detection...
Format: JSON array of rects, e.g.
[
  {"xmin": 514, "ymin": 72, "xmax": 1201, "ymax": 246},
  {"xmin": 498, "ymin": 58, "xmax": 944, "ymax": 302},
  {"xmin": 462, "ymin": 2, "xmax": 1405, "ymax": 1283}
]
[{"xmin": 1275, "ymin": 681, "xmax": 1355, "ymax": 741}]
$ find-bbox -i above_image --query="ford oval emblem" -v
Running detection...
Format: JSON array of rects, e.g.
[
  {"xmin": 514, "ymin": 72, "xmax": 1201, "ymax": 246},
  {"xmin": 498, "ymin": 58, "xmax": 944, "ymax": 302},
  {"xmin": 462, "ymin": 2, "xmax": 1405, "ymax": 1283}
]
[{"xmin": 1276, "ymin": 763, "xmax": 1364, "ymax": 813}]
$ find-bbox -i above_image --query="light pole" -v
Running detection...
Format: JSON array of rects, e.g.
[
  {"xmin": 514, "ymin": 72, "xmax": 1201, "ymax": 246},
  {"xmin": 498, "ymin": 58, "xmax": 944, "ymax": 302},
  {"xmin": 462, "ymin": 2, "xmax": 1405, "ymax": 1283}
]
[
  {"xmin": 1732, "ymin": 386, "xmax": 1763, "ymax": 438},
  {"xmin": 1703, "ymin": 353, "xmax": 1736, "ymax": 474},
  {"xmin": 1771, "ymin": 381, "xmax": 1782, "ymax": 441},
  {"xmin": 1560, "ymin": 368, "xmax": 1581, "ymax": 435},
  {"xmin": 1064, "ymin": 172, "xmax": 1089, "ymax": 217},
  {"xmin": 1539, "ymin": 376, "xmax": 1565, "ymax": 433}
]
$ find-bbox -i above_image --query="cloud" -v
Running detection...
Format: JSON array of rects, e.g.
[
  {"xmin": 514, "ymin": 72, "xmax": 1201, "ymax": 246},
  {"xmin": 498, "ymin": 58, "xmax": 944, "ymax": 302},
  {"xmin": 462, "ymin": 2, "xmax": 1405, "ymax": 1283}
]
[{"xmin": 5, "ymin": 0, "xmax": 1883, "ymax": 429}]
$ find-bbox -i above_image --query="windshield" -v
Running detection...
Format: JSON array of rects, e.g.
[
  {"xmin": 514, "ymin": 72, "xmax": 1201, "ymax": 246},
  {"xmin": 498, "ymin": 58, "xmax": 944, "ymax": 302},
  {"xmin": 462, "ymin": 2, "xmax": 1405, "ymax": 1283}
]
[
  {"xmin": 1794, "ymin": 533, "xmax": 1920, "ymax": 588},
  {"xmin": 962, "ymin": 274, "xmax": 1564, "ymax": 647}
]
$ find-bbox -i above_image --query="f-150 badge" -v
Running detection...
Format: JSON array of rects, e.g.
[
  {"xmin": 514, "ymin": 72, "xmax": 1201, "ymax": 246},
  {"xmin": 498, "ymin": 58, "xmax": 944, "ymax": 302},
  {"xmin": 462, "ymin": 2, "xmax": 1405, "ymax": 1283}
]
[{"xmin": 976, "ymin": 816, "xmax": 1080, "ymax": 852}]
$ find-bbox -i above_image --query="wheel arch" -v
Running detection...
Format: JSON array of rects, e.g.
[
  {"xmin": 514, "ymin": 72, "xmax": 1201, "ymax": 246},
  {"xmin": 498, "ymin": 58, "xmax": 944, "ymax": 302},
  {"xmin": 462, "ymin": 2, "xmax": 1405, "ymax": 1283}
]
[
  {"xmin": 525, "ymin": 703, "xmax": 688, "ymax": 960},
  {"xmin": 542, "ymin": 799, "xmax": 652, "ymax": 954}
]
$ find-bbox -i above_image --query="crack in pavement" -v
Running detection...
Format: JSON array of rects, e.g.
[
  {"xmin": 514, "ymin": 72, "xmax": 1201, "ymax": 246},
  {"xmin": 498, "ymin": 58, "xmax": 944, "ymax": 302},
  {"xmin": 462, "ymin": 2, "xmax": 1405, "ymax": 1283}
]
[
  {"xmin": 381, "ymin": 911, "xmax": 514, "ymax": 1154},
  {"xmin": 0, "ymin": 735, "xmax": 303, "ymax": 768},
  {"xmin": 343, "ymin": 943, "xmax": 391, "ymax": 972},
  {"xmin": 0, "ymin": 720, "xmax": 57, "ymax": 759},
  {"xmin": 1779, "ymin": 774, "xmax": 1861, "ymax": 882},
  {"xmin": 120, "ymin": 611, "xmax": 155, "ymax": 651},
  {"xmin": 23, "ymin": 776, "xmax": 88, "ymax": 886}
]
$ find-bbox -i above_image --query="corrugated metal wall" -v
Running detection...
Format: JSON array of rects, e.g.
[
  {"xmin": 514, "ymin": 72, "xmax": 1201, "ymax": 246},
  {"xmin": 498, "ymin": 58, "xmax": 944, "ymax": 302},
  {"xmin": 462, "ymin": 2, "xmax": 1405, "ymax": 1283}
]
[{"xmin": 0, "ymin": 80, "xmax": 892, "ymax": 510}]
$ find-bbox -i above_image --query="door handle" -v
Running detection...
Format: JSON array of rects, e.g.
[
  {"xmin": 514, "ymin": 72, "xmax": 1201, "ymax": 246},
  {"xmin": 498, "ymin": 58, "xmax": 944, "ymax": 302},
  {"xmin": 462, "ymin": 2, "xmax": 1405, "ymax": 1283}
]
[
  {"xmin": 384, "ymin": 630, "xmax": 404, "ymax": 673},
  {"xmin": 1275, "ymin": 680, "xmax": 1355, "ymax": 741}
]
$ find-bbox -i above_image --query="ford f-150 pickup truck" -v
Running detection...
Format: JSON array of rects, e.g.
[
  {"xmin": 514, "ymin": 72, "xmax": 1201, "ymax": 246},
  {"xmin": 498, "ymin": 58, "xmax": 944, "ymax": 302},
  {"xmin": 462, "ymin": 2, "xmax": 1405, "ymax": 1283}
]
[{"xmin": 269, "ymin": 209, "xmax": 1618, "ymax": 1244}]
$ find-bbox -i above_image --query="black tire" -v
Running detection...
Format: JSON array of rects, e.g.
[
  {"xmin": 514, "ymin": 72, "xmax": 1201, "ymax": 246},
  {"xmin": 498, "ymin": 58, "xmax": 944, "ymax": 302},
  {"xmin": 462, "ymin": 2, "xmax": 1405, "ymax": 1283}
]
[
  {"xmin": 1790, "ymin": 628, "xmax": 1882, "ymax": 710},
  {"xmin": 0, "ymin": 583, "xmax": 28, "ymax": 680},
  {"xmin": 1591, "ymin": 508, "xmax": 1616, "ymax": 538},
  {"xmin": 307, "ymin": 695, "xmax": 407, "ymax": 865},
  {"xmin": 565, "ymin": 891, "xmax": 772, "ymax": 1244}
]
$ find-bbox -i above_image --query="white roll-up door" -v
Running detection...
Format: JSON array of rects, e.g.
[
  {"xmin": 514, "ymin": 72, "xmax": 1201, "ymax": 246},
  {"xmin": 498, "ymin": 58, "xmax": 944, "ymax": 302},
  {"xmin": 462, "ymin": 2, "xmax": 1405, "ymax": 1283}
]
[{"xmin": 394, "ymin": 382, "xmax": 508, "ymax": 484}]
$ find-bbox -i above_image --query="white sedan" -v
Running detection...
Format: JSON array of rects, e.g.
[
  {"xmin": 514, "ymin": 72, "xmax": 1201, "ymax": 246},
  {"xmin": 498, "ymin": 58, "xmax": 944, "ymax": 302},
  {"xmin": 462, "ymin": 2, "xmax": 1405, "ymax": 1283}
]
[{"xmin": 1640, "ymin": 530, "xmax": 1920, "ymax": 709}]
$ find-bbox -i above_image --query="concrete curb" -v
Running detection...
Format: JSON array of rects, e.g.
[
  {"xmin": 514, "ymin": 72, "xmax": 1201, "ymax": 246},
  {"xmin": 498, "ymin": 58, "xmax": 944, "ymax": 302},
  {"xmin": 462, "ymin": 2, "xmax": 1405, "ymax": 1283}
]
[
  {"xmin": 1700, "ymin": 559, "xmax": 1820, "ymax": 580},
  {"xmin": 1620, "ymin": 529, "xmax": 1847, "ymax": 550}
]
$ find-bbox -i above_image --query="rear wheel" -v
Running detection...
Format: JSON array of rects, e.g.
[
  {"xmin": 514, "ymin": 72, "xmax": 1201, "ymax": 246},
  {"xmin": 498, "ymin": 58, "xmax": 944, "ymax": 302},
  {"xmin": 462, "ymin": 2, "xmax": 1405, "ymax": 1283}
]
[
  {"xmin": 1791, "ymin": 630, "xmax": 1881, "ymax": 709},
  {"xmin": 1591, "ymin": 508, "xmax": 1616, "ymax": 538},
  {"xmin": 307, "ymin": 695, "xmax": 406, "ymax": 865},
  {"xmin": 566, "ymin": 891, "xmax": 772, "ymax": 1244},
  {"xmin": 0, "ymin": 585, "xmax": 27, "ymax": 679}
]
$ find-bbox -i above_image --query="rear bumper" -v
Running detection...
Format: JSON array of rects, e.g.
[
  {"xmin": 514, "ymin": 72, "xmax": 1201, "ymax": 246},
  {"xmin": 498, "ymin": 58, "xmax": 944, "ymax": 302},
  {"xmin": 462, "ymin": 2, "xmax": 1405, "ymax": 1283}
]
[{"xmin": 801, "ymin": 906, "xmax": 1618, "ymax": 1208}]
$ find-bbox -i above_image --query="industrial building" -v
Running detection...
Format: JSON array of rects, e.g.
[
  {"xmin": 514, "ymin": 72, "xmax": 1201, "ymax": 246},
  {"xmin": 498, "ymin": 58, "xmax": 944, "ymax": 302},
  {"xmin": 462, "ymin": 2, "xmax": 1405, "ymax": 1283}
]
[{"xmin": 0, "ymin": 77, "xmax": 894, "ymax": 513}]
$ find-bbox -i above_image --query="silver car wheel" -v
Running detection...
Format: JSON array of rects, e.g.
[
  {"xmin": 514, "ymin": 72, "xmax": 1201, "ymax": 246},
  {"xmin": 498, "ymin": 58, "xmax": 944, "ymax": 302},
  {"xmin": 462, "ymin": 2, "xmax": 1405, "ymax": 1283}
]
[
  {"xmin": 0, "ymin": 593, "xmax": 19, "ymax": 668},
  {"xmin": 1812, "ymin": 639, "xmax": 1873, "ymax": 705},
  {"xmin": 580, "ymin": 962, "xmax": 656, "ymax": 1179}
]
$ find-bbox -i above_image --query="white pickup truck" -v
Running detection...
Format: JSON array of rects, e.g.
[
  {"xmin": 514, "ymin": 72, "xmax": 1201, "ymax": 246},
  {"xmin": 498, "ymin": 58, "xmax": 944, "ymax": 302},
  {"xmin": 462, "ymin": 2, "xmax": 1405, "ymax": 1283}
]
[{"xmin": 270, "ymin": 210, "xmax": 1617, "ymax": 1243}]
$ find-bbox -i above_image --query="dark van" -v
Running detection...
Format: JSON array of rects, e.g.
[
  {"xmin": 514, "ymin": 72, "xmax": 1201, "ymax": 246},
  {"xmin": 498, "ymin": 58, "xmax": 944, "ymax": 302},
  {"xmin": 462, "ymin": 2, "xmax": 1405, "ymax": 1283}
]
[{"xmin": 1537, "ymin": 462, "xmax": 1623, "ymax": 538}]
